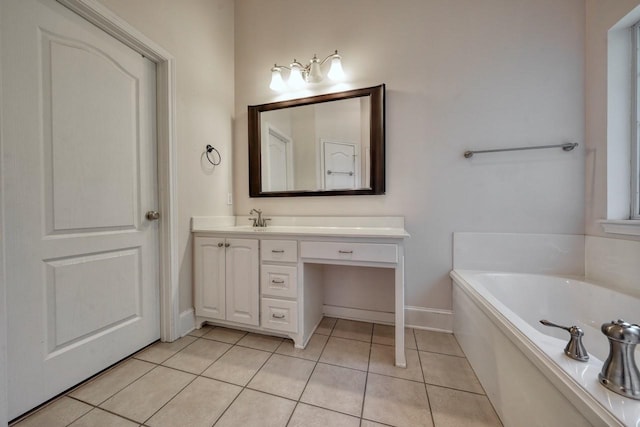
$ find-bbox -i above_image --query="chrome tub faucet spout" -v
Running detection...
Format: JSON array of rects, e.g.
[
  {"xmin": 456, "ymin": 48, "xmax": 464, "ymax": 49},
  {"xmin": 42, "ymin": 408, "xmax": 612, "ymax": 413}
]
[{"xmin": 598, "ymin": 319, "xmax": 640, "ymax": 400}]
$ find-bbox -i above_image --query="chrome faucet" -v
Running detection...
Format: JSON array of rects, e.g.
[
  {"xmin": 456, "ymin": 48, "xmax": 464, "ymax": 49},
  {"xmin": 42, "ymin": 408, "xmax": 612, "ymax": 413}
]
[
  {"xmin": 249, "ymin": 209, "xmax": 270, "ymax": 227},
  {"xmin": 598, "ymin": 319, "xmax": 640, "ymax": 400},
  {"xmin": 540, "ymin": 320, "xmax": 589, "ymax": 362}
]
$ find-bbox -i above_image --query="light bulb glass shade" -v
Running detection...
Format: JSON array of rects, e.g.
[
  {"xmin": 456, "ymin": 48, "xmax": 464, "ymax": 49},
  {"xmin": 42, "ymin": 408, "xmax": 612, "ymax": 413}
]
[
  {"xmin": 327, "ymin": 55, "xmax": 345, "ymax": 81},
  {"xmin": 269, "ymin": 67, "xmax": 286, "ymax": 91},
  {"xmin": 307, "ymin": 56, "xmax": 323, "ymax": 83},
  {"xmin": 288, "ymin": 63, "xmax": 306, "ymax": 89}
]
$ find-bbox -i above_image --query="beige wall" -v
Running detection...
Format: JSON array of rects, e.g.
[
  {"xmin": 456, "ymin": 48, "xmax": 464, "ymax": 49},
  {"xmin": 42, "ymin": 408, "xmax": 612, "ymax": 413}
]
[
  {"xmin": 585, "ymin": 0, "xmax": 640, "ymax": 241},
  {"xmin": 98, "ymin": 0, "xmax": 235, "ymax": 313},
  {"xmin": 235, "ymin": 0, "xmax": 585, "ymax": 313}
]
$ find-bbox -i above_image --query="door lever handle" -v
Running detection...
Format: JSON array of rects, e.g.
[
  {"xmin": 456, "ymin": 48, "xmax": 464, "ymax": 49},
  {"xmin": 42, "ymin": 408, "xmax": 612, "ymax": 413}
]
[{"xmin": 145, "ymin": 211, "xmax": 160, "ymax": 221}]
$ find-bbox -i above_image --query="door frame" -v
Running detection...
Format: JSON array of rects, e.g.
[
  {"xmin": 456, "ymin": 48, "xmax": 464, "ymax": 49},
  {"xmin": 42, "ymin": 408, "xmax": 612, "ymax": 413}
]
[
  {"xmin": 0, "ymin": 0, "xmax": 179, "ymax": 423},
  {"xmin": 263, "ymin": 123, "xmax": 294, "ymax": 191}
]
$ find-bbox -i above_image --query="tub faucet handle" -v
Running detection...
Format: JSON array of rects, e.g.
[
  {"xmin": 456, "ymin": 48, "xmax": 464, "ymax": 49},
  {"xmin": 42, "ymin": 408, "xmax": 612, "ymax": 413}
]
[{"xmin": 540, "ymin": 320, "xmax": 589, "ymax": 362}]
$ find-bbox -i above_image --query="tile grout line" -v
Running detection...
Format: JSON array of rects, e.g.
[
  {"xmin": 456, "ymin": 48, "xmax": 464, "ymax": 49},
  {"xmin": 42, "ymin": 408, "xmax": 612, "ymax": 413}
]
[
  {"xmin": 361, "ymin": 418, "xmax": 395, "ymax": 427},
  {"xmin": 140, "ymin": 335, "xmax": 236, "ymax": 425},
  {"xmin": 57, "ymin": 398, "xmax": 92, "ymax": 427},
  {"xmin": 209, "ymin": 334, "xmax": 283, "ymax": 426},
  {"xmin": 85, "ymin": 333, "xmax": 234, "ymax": 426},
  {"xmin": 17, "ymin": 346, "xmax": 169, "ymax": 426},
  {"xmin": 84, "ymin": 346, "xmax": 157, "ymax": 421},
  {"xmin": 423, "ymin": 382, "xmax": 488, "ymax": 397},
  {"xmin": 11, "ymin": 341, "xmax": 164, "ymax": 426},
  {"xmin": 283, "ymin": 330, "xmax": 331, "ymax": 426},
  {"xmin": 86, "ymin": 361, "xmax": 159, "ymax": 408},
  {"xmin": 358, "ymin": 324, "xmax": 374, "ymax": 422},
  {"xmin": 66, "ymin": 396, "xmax": 149, "ymax": 427},
  {"xmin": 293, "ymin": 401, "xmax": 363, "ymax": 422},
  {"xmin": 414, "ymin": 330, "xmax": 437, "ymax": 427},
  {"xmin": 142, "ymin": 334, "xmax": 252, "ymax": 424}
]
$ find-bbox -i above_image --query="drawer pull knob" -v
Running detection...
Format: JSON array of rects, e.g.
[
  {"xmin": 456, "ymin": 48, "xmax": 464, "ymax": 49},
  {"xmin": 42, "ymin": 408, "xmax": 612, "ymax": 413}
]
[
  {"xmin": 272, "ymin": 279, "xmax": 285, "ymax": 284},
  {"xmin": 271, "ymin": 249, "xmax": 285, "ymax": 253},
  {"xmin": 272, "ymin": 313, "xmax": 286, "ymax": 319},
  {"xmin": 338, "ymin": 250, "xmax": 353, "ymax": 254}
]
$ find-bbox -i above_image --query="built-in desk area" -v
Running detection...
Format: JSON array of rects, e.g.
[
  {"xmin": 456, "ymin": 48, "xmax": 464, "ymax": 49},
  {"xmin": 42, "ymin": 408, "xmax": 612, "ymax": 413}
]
[{"xmin": 191, "ymin": 216, "xmax": 410, "ymax": 367}]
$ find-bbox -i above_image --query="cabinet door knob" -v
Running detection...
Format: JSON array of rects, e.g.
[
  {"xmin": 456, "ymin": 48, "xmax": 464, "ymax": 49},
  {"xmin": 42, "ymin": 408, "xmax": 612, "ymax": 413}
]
[
  {"xmin": 217, "ymin": 242, "xmax": 224, "ymax": 247},
  {"xmin": 225, "ymin": 243, "xmax": 230, "ymax": 247},
  {"xmin": 272, "ymin": 313, "xmax": 285, "ymax": 319}
]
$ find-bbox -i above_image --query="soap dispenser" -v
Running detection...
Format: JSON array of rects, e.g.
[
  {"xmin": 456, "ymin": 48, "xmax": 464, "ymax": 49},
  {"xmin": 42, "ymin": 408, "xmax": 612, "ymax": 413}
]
[{"xmin": 598, "ymin": 319, "xmax": 640, "ymax": 400}]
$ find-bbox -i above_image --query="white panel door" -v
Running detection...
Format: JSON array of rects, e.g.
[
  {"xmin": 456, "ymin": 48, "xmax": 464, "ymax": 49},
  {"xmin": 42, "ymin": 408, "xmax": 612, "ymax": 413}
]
[
  {"xmin": 1, "ymin": 0, "xmax": 159, "ymax": 418},
  {"xmin": 323, "ymin": 141, "xmax": 357, "ymax": 190},
  {"xmin": 194, "ymin": 237, "xmax": 226, "ymax": 320},
  {"xmin": 267, "ymin": 135, "xmax": 288, "ymax": 191},
  {"xmin": 225, "ymin": 239, "xmax": 259, "ymax": 326},
  {"xmin": 265, "ymin": 127, "xmax": 293, "ymax": 191}
]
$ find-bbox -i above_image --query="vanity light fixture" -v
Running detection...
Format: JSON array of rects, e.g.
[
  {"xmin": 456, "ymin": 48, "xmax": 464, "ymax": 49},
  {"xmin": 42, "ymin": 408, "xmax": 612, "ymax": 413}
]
[{"xmin": 269, "ymin": 50, "xmax": 345, "ymax": 91}]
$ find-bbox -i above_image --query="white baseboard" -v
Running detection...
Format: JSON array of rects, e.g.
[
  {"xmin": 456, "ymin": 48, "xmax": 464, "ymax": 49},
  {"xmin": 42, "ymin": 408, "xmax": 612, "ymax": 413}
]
[
  {"xmin": 179, "ymin": 308, "xmax": 195, "ymax": 337},
  {"xmin": 322, "ymin": 305, "xmax": 394, "ymax": 324},
  {"xmin": 321, "ymin": 304, "xmax": 452, "ymax": 332},
  {"xmin": 183, "ymin": 305, "xmax": 452, "ymax": 337},
  {"xmin": 405, "ymin": 306, "xmax": 453, "ymax": 332}
]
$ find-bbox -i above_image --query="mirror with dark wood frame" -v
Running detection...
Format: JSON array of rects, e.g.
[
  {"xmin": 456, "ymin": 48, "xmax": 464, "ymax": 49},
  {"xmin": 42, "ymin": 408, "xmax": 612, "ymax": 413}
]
[{"xmin": 248, "ymin": 84, "xmax": 385, "ymax": 197}]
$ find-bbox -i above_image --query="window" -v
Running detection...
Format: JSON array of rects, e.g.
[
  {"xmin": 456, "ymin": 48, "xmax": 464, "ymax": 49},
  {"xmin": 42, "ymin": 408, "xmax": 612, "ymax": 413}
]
[
  {"xmin": 633, "ymin": 22, "xmax": 640, "ymax": 219},
  {"xmin": 598, "ymin": 12, "xmax": 640, "ymax": 235}
]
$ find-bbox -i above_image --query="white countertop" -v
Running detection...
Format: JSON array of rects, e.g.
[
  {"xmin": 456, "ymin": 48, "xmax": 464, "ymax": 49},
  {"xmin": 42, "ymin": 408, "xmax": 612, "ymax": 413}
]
[{"xmin": 191, "ymin": 216, "xmax": 410, "ymax": 239}]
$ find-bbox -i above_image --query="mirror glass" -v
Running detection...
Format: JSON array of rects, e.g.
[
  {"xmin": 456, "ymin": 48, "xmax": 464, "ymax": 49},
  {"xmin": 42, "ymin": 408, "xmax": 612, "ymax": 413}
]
[{"xmin": 248, "ymin": 85, "xmax": 385, "ymax": 197}]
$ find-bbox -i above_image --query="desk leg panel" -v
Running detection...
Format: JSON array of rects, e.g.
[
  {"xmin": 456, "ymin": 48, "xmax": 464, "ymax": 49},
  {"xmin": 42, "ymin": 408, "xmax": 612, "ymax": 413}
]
[
  {"xmin": 301, "ymin": 263, "xmax": 324, "ymax": 347},
  {"xmin": 395, "ymin": 249, "xmax": 406, "ymax": 368}
]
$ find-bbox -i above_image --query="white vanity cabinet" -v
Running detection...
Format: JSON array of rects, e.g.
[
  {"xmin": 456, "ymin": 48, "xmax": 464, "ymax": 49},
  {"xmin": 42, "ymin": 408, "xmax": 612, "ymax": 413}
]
[
  {"xmin": 192, "ymin": 216, "xmax": 409, "ymax": 367},
  {"xmin": 193, "ymin": 236, "xmax": 259, "ymax": 326}
]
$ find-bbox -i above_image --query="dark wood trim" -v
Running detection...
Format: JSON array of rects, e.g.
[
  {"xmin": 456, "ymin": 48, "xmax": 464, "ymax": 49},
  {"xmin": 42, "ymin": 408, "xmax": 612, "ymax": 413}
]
[
  {"xmin": 248, "ymin": 84, "xmax": 385, "ymax": 197},
  {"xmin": 248, "ymin": 106, "xmax": 262, "ymax": 197}
]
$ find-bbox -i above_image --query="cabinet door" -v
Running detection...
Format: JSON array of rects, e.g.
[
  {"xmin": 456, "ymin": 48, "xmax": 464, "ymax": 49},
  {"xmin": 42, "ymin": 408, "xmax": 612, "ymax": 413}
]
[
  {"xmin": 194, "ymin": 237, "xmax": 226, "ymax": 320},
  {"xmin": 225, "ymin": 238, "xmax": 259, "ymax": 325}
]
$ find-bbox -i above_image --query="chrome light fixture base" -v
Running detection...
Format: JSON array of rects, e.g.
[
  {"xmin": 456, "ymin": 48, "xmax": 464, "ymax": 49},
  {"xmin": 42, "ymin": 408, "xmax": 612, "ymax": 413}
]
[{"xmin": 269, "ymin": 50, "xmax": 345, "ymax": 91}]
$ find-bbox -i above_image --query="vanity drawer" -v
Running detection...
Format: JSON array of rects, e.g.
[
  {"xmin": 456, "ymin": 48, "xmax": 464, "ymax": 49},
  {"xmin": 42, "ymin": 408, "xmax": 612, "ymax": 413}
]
[
  {"xmin": 261, "ymin": 298, "xmax": 298, "ymax": 333},
  {"xmin": 261, "ymin": 265, "xmax": 297, "ymax": 298},
  {"xmin": 300, "ymin": 241, "xmax": 398, "ymax": 263},
  {"xmin": 261, "ymin": 240, "xmax": 298, "ymax": 263}
]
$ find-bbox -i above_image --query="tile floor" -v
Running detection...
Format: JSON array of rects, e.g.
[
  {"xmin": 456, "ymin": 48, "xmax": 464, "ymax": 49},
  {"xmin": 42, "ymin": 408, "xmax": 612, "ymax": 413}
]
[{"xmin": 11, "ymin": 318, "xmax": 502, "ymax": 427}]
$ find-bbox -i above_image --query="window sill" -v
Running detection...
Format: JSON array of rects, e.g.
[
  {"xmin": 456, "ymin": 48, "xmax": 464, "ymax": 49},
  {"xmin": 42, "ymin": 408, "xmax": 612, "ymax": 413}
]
[{"xmin": 598, "ymin": 219, "xmax": 640, "ymax": 236}]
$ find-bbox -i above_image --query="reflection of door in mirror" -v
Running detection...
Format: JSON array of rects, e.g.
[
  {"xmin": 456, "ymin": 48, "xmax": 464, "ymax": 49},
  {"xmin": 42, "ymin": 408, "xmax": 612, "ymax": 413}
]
[
  {"xmin": 262, "ymin": 124, "xmax": 293, "ymax": 191},
  {"xmin": 321, "ymin": 140, "xmax": 358, "ymax": 190}
]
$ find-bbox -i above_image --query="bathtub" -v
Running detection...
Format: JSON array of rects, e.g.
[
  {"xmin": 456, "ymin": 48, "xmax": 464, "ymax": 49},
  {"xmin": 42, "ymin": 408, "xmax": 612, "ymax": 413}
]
[{"xmin": 451, "ymin": 270, "xmax": 640, "ymax": 427}]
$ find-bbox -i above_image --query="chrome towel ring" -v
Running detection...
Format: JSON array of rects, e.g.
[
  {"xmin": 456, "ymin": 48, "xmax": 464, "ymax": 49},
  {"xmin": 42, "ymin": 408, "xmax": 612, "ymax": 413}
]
[{"xmin": 205, "ymin": 144, "xmax": 221, "ymax": 166}]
